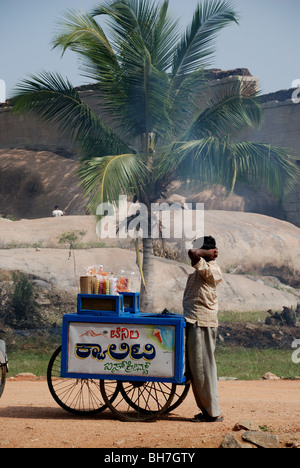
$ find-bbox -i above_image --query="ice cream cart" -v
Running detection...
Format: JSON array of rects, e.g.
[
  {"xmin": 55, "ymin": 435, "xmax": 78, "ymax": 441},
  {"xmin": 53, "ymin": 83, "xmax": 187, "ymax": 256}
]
[{"xmin": 47, "ymin": 292, "xmax": 190, "ymax": 421}]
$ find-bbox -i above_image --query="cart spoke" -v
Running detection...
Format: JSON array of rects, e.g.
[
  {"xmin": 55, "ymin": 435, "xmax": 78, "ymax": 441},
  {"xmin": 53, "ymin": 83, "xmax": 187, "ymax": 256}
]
[
  {"xmin": 100, "ymin": 380, "xmax": 176, "ymax": 421},
  {"xmin": 47, "ymin": 346, "xmax": 111, "ymax": 415}
]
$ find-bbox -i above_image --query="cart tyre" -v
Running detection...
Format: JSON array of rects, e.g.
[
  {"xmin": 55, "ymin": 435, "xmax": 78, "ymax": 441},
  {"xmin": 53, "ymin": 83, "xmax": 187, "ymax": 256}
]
[
  {"xmin": 47, "ymin": 346, "xmax": 118, "ymax": 415},
  {"xmin": 100, "ymin": 380, "xmax": 176, "ymax": 422},
  {"xmin": 0, "ymin": 364, "xmax": 6, "ymax": 398},
  {"xmin": 164, "ymin": 382, "xmax": 191, "ymax": 413},
  {"xmin": 120, "ymin": 381, "xmax": 190, "ymax": 415}
]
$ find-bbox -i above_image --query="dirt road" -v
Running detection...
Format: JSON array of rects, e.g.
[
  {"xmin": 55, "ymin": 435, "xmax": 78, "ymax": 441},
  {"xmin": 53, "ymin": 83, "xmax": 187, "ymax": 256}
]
[{"xmin": 1, "ymin": 378, "xmax": 299, "ymax": 448}]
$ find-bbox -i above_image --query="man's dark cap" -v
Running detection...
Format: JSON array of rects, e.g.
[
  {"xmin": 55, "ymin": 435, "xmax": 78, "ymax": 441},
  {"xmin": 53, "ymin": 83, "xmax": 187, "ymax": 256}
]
[{"xmin": 193, "ymin": 235, "xmax": 216, "ymax": 250}]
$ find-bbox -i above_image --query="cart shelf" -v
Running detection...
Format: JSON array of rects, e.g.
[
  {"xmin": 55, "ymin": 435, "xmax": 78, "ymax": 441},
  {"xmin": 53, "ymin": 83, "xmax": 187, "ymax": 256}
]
[{"xmin": 47, "ymin": 292, "xmax": 189, "ymax": 421}]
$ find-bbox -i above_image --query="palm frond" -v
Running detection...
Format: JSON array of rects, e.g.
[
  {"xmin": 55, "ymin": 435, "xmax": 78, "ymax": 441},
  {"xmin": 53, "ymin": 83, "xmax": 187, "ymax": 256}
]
[
  {"xmin": 168, "ymin": 69, "xmax": 206, "ymax": 136},
  {"xmin": 188, "ymin": 78, "xmax": 262, "ymax": 139},
  {"xmin": 92, "ymin": 0, "xmax": 179, "ymax": 71},
  {"xmin": 12, "ymin": 71, "xmax": 129, "ymax": 157},
  {"xmin": 232, "ymin": 141, "xmax": 298, "ymax": 199},
  {"xmin": 156, "ymin": 137, "xmax": 298, "ymax": 200},
  {"xmin": 171, "ymin": 0, "xmax": 238, "ymax": 79},
  {"xmin": 78, "ymin": 152, "xmax": 148, "ymax": 213},
  {"xmin": 149, "ymin": 1, "xmax": 181, "ymax": 71},
  {"xmin": 91, "ymin": 0, "xmax": 174, "ymax": 139},
  {"xmin": 157, "ymin": 137, "xmax": 221, "ymax": 183},
  {"xmin": 53, "ymin": 9, "xmax": 116, "ymax": 60},
  {"xmin": 52, "ymin": 9, "xmax": 120, "ymax": 83}
]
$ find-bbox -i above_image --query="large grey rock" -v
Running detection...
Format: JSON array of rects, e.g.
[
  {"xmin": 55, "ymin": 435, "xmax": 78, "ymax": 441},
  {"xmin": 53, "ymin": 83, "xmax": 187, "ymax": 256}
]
[
  {"xmin": 0, "ymin": 248, "xmax": 297, "ymax": 313},
  {"xmin": 204, "ymin": 211, "xmax": 300, "ymax": 287},
  {"xmin": 233, "ymin": 420, "xmax": 260, "ymax": 432},
  {"xmin": 217, "ymin": 274, "xmax": 298, "ymax": 312},
  {"xmin": 220, "ymin": 434, "xmax": 242, "ymax": 448},
  {"xmin": 1, "ymin": 211, "xmax": 300, "ymax": 288},
  {"xmin": 242, "ymin": 431, "xmax": 279, "ymax": 448},
  {"xmin": 0, "ymin": 211, "xmax": 299, "ymax": 312}
]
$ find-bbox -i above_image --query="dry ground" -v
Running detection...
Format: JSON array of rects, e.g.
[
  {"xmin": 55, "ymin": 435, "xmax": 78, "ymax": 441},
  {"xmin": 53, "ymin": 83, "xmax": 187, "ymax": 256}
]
[{"xmin": 0, "ymin": 378, "xmax": 299, "ymax": 449}]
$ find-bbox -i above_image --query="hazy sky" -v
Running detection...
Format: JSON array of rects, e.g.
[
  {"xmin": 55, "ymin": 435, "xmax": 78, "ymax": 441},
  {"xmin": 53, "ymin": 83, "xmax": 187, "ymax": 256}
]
[{"xmin": 1, "ymin": 0, "xmax": 299, "ymax": 99}]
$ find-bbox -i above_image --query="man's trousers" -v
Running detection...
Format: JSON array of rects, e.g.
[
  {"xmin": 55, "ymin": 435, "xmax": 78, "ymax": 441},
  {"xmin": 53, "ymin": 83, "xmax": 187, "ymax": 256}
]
[{"xmin": 186, "ymin": 323, "xmax": 221, "ymax": 418}]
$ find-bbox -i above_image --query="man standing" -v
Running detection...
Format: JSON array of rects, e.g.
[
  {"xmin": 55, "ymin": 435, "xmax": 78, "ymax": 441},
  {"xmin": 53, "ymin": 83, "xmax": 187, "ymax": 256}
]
[
  {"xmin": 183, "ymin": 235, "xmax": 223, "ymax": 422},
  {"xmin": 52, "ymin": 205, "xmax": 65, "ymax": 217}
]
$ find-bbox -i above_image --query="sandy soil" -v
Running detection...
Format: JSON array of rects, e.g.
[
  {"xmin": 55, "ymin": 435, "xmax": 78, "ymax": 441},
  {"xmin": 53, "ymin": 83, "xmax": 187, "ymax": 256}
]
[{"xmin": 1, "ymin": 378, "xmax": 299, "ymax": 449}]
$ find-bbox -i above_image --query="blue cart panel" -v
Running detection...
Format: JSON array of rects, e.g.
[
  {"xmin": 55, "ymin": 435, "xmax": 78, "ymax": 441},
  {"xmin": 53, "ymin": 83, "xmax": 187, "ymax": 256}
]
[
  {"xmin": 61, "ymin": 312, "xmax": 186, "ymax": 384},
  {"xmin": 77, "ymin": 293, "xmax": 124, "ymax": 316},
  {"xmin": 120, "ymin": 292, "xmax": 140, "ymax": 314}
]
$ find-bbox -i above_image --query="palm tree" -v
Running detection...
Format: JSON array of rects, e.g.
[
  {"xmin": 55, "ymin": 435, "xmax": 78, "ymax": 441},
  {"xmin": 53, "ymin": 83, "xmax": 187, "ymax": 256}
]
[{"xmin": 13, "ymin": 0, "xmax": 298, "ymax": 312}]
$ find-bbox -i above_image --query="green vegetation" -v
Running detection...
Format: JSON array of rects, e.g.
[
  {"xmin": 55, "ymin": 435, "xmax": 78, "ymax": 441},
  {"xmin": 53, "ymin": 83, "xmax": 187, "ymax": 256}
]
[
  {"xmin": 2, "ymin": 283, "xmax": 298, "ymax": 380},
  {"xmin": 0, "ymin": 241, "xmax": 106, "ymax": 249},
  {"xmin": 8, "ymin": 349, "xmax": 54, "ymax": 377},
  {"xmin": 2, "ymin": 273, "xmax": 45, "ymax": 329},
  {"xmin": 1, "ymin": 279, "xmax": 298, "ymax": 379},
  {"xmin": 4, "ymin": 327, "xmax": 299, "ymax": 380},
  {"xmin": 216, "ymin": 347, "xmax": 299, "ymax": 380},
  {"xmin": 6, "ymin": 342, "xmax": 298, "ymax": 380},
  {"xmin": 219, "ymin": 310, "xmax": 268, "ymax": 324},
  {"xmin": 58, "ymin": 230, "xmax": 87, "ymax": 252},
  {"xmin": 4, "ymin": 332, "xmax": 59, "ymax": 377}
]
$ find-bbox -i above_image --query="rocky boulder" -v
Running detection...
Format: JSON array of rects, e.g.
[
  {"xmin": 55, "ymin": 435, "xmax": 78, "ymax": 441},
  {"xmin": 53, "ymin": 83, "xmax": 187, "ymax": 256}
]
[
  {"xmin": 0, "ymin": 211, "xmax": 299, "ymax": 313},
  {"xmin": 1, "ymin": 211, "xmax": 300, "ymax": 288},
  {"xmin": 0, "ymin": 247, "xmax": 297, "ymax": 313}
]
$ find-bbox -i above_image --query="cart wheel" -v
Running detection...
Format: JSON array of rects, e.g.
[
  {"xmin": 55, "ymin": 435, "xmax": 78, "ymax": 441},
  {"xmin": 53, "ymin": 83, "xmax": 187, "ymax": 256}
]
[
  {"xmin": 164, "ymin": 382, "xmax": 191, "ymax": 414},
  {"xmin": 100, "ymin": 379, "xmax": 176, "ymax": 422},
  {"xmin": 0, "ymin": 364, "xmax": 6, "ymax": 398},
  {"xmin": 47, "ymin": 346, "xmax": 118, "ymax": 416},
  {"xmin": 121, "ymin": 381, "xmax": 190, "ymax": 415}
]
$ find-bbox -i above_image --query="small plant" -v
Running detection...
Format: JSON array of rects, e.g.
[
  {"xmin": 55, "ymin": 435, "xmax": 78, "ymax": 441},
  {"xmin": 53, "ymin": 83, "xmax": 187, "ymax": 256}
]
[
  {"xmin": 153, "ymin": 240, "xmax": 180, "ymax": 261},
  {"xmin": 5, "ymin": 273, "xmax": 43, "ymax": 329},
  {"xmin": 259, "ymin": 425, "xmax": 270, "ymax": 432},
  {"xmin": 59, "ymin": 230, "xmax": 87, "ymax": 290},
  {"xmin": 59, "ymin": 230, "xmax": 87, "ymax": 254}
]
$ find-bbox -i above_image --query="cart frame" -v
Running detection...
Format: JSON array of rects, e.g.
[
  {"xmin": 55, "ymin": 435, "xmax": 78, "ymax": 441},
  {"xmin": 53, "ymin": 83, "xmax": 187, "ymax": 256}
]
[
  {"xmin": 60, "ymin": 313, "xmax": 187, "ymax": 384},
  {"xmin": 47, "ymin": 293, "xmax": 190, "ymax": 421}
]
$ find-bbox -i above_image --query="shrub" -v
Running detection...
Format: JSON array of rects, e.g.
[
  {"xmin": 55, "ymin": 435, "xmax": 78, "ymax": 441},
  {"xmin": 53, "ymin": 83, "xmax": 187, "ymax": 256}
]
[{"xmin": 5, "ymin": 273, "xmax": 42, "ymax": 329}]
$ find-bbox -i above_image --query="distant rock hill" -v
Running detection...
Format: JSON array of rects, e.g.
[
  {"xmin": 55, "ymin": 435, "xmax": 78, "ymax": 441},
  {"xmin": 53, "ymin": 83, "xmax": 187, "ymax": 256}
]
[
  {"xmin": 0, "ymin": 148, "xmax": 283, "ymax": 221},
  {"xmin": 0, "ymin": 148, "xmax": 86, "ymax": 219},
  {"xmin": 1, "ymin": 67, "xmax": 300, "ymax": 225}
]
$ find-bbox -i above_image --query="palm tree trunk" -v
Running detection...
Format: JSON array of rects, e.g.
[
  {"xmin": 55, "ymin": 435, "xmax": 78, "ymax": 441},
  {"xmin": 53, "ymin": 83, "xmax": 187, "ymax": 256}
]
[{"xmin": 140, "ymin": 236, "xmax": 155, "ymax": 313}]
